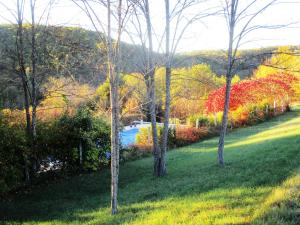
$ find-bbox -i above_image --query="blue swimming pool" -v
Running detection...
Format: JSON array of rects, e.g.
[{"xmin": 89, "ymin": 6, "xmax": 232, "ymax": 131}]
[{"xmin": 120, "ymin": 128, "xmax": 139, "ymax": 147}]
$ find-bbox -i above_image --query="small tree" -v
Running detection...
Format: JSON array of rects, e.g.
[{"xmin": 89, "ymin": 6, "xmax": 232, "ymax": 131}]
[
  {"xmin": 0, "ymin": 0, "xmax": 56, "ymax": 181},
  {"xmin": 160, "ymin": 0, "xmax": 218, "ymax": 176},
  {"xmin": 72, "ymin": 0, "xmax": 131, "ymax": 215},
  {"xmin": 129, "ymin": 0, "xmax": 216, "ymax": 176},
  {"xmin": 218, "ymin": 0, "xmax": 281, "ymax": 166}
]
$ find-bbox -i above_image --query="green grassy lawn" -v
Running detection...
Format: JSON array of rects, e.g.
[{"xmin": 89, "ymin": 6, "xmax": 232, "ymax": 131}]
[{"xmin": 1, "ymin": 108, "xmax": 300, "ymax": 225}]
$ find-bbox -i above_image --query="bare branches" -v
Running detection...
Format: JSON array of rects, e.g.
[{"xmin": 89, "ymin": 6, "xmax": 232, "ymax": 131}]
[
  {"xmin": 216, "ymin": 0, "xmax": 298, "ymax": 166},
  {"xmin": 71, "ymin": 0, "xmax": 107, "ymax": 44}
]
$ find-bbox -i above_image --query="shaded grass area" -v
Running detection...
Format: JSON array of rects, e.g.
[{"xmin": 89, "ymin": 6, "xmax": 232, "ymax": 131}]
[{"xmin": 1, "ymin": 108, "xmax": 300, "ymax": 224}]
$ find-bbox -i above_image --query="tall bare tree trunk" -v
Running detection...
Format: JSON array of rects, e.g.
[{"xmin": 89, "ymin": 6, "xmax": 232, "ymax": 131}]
[
  {"xmin": 107, "ymin": 0, "xmax": 122, "ymax": 215},
  {"xmin": 30, "ymin": 0, "xmax": 38, "ymax": 173},
  {"xmin": 143, "ymin": 0, "xmax": 161, "ymax": 177},
  {"xmin": 16, "ymin": 0, "xmax": 31, "ymax": 183},
  {"xmin": 21, "ymin": 77, "xmax": 31, "ymax": 183},
  {"xmin": 160, "ymin": 0, "xmax": 171, "ymax": 177},
  {"xmin": 217, "ymin": 0, "xmax": 236, "ymax": 166},
  {"xmin": 217, "ymin": 0, "xmax": 279, "ymax": 166},
  {"xmin": 109, "ymin": 67, "xmax": 119, "ymax": 215}
]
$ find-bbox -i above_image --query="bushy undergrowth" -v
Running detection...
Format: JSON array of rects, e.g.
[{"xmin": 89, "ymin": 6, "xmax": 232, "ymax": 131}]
[
  {"xmin": 188, "ymin": 103, "xmax": 288, "ymax": 129},
  {"xmin": 175, "ymin": 126, "xmax": 210, "ymax": 146},
  {"xmin": 132, "ymin": 125, "xmax": 210, "ymax": 152},
  {"xmin": 0, "ymin": 107, "xmax": 110, "ymax": 194},
  {"xmin": 134, "ymin": 126, "xmax": 176, "ymax": 150},
  {"xmin": 0, "ymin": 115, "xmax": 27, "ymax": 193},
  {"xmin": 127, "ymin": 102, "xmax": 290, "ymax": 162},
  {"xmin": 228, "ymin": 103, "xmax": 288, "ymax": 128}
]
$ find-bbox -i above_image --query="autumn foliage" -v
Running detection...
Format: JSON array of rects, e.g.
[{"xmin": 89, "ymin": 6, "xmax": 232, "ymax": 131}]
[
  {"xmin": 134, "ymin": 126, "xmax": 210, "ymax": 150},
  {"xmin": 205, "ymin": 73, "xmax": 298, "ymax": 114},
  {"xmin": 175, "ymin": 126, "xmax": 209, "ymax": 146}
]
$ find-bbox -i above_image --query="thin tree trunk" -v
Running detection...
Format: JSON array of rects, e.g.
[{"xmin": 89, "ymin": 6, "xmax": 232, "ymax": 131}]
[
  {"xmin": 144, "ymin": 0, "xmax": 161, "ymax": 177},
  {"xmin": 21, "ymin": 77, "xmax": 31, "ymax": 183},
  {"xmin": 107, "ymin": 0, "xmax": 121, "ymax": 215},
  {"xmin": 16, "ymin": 0, "xmax": 31, "ymax": 183},
  {"xmin": 21, "ymin": 78, "xmax": 31, "ymax": 137},
  {"xmin": 218, "ymin": 0, "xmax": 279, "ymax": 166},
  {"xmin": 217, "ymin": 0, "xmax": 236, "ymax": 166},
  {"xmin": 160, "ymin": 0, "xmax": 171, "ymax": 177},
  {"xmin": 30, "ymin": 0, "xmax": 38, "ymax": 173},
  {"xmin": 218, "ymin": 77, "xmax": 232, "ymax": 166},
  {"xmin": 110, "ymin": 78, "xmax": 119, "ymax": 215},
  {"xmin": 79, "ymin": 139, "xmax": 83, "ymax": 167},
  {"xmin": 145, "ymin": 90, "xmax": 152, "ymax": 122}
]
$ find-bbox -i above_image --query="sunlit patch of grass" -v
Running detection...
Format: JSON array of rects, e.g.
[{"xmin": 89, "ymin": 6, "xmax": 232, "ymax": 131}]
[
  {"xmin": 1, "ymin": 108, "xmax": 300, "ymax": 224},
  {"xmin": 251, "ymin": 170, "xmax": 300, "ymax": 225},
  {"xmin": 122, "ymin": 187, "xmax": 267, "ymax": 225}
]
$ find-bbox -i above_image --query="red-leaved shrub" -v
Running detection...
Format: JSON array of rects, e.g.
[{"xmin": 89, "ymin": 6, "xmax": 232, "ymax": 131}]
[{"xmin": 175, "ymin": 126, "xmax": 209, "ymax": 146}]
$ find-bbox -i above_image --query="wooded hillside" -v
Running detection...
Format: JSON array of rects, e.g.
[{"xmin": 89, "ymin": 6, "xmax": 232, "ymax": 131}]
[{"xmin": 0, "ymin": 24, "xmax": 299, "ymax": 109}]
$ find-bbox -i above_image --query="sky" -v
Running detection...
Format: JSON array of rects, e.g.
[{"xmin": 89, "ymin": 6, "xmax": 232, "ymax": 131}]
[{"xmin": 0, "ymin": 0, "xmax": 300, "ymax": 52}]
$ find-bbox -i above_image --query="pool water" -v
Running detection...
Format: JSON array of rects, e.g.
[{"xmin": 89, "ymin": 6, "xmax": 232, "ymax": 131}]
[{"xmin": 120, "ymin": 128, "xmax": 139, "ymax": 147}]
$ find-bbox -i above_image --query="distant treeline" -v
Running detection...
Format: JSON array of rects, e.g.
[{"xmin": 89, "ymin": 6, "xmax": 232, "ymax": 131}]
[
  {"xmin": 174, "ymin": 46, "xmax": 300, "ymax": 78},
  {"xmin": 0, "ymin": 24, "xmax": 299, "ymax": 109}
]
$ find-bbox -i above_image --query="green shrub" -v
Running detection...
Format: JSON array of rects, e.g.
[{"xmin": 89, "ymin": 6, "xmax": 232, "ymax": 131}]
[
  {"xmin": 44, "ymin": 107, "xmax": 111, "ymax": 171},
  {"xmin": 121, "ymin": 146, "xmax": 152, "ymax": 161},
  {"xmin": 0, "ymin": 114, "xmax": 27, "ymax": 194},
  {"xmin": 207, "ymin": 112, "xmax": 223, "ymax": 127},
  {"xmin": 187, "ymin": 114, "xmax": 209, "ymax": 127},
  {"xmin": 0, "ymin": 106, "xmax": 111, "ymax": 194},
  {"xmin": 227, "ymin": 103, "xmax": 287, "ymax": 128}
]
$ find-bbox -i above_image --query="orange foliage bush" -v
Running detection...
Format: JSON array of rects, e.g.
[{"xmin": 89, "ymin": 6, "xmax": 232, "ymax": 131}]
[{"xmin": 175, "ymin": 126, "xmax": 209, "ymax": 146}]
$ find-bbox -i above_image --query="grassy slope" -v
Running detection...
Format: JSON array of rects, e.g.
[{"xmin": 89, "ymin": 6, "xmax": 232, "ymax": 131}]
[{"xmin": 1, "ymin": 108, "xmax": 300, "ymax": 225}]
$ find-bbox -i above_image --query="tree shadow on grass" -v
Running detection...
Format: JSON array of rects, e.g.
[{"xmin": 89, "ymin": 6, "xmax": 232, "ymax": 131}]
[{"xmin": 1, "ymin": 110, "xmax": 300, "ymax": 224}]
